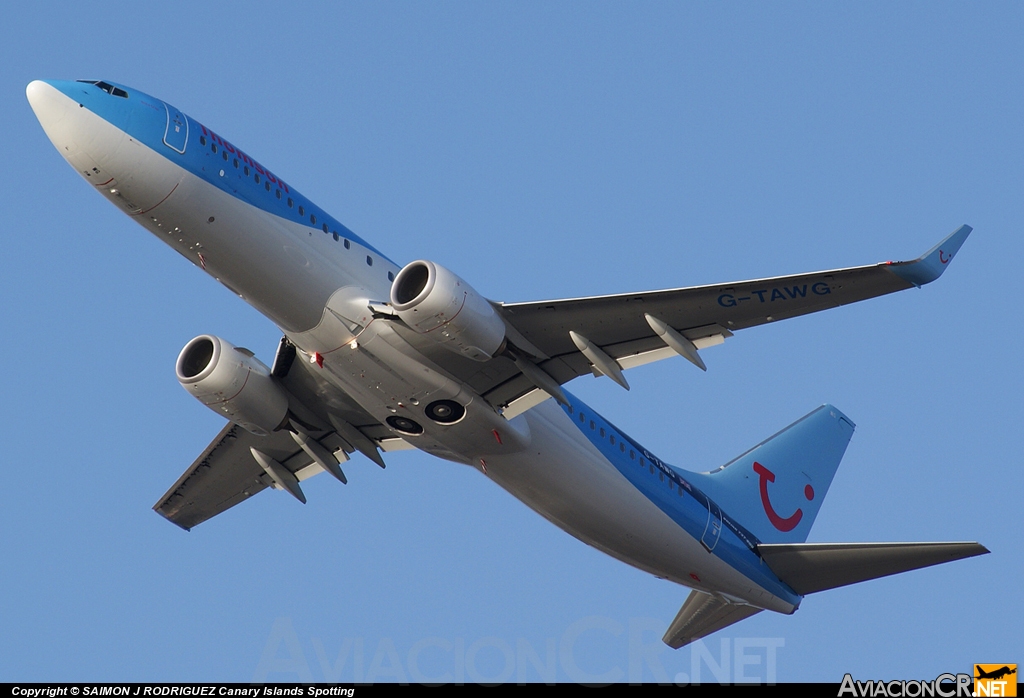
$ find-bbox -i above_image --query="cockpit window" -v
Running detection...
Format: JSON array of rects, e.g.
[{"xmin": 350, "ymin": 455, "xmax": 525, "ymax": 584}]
[{"xmin": 77, "ymin": 80, "xmax": 128, "ymax": 98}]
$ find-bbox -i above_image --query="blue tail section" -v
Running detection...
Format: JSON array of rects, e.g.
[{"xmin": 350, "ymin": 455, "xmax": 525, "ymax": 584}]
[{"xmin": 684, "ymin": 405, "xmax": 855, "ymax": 545}]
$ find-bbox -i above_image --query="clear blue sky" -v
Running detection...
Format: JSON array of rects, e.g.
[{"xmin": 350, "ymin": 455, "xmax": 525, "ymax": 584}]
[{"xmin": 2, "ymin": 1, "xmax": 1020, "ymax": 683}]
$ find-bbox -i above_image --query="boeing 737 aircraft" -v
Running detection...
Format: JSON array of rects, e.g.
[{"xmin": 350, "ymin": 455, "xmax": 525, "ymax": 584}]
[{"xmin": 27, "ymin": 78, "xmax": 987, "ymax": 649}]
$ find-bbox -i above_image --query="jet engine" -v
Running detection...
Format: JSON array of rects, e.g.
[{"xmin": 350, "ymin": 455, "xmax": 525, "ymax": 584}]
[
  {"xmin": 176, "ymin": 334, "xmax": 289, "ymax": 436},
  {"xmin": 390, "ymin": 260, "xmax": 506, "ymax": 361}
]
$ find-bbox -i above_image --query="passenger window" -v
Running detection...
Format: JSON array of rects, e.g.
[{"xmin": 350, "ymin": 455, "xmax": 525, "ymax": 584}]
[
  {"xmin": 200, "ymin": 136, "xmax": 207, "ymax": 146},
  {"xmin": 211, "ymin": 144, "xmax": 217, "ymax": 153},
  {"xmin": 222, "ymin": 151, "xmax": 228, "ymax": 161},
  {"xmin": 254, "ymin": 174, "xmax": 260, "ymax": 184},
  {"xmin": 344, "ymin": 239, "xmax": 350, "ymax": 249},
  {"xmin": 610, "ymin": 436, "xmax": 615, "ymax": 445},
  {"xmin": 265, "ymin": 182, "xmax": 271, "ymax": 191},
  {"xmin": 630, "ymin": 450, "xmax": 635, "ymax": 460},
  {"xmin": 299, "ymin": 206, "xmax": 304, "ymax": 216},
  {"xmin": 323, "ymin": 223, "xmax": 329, "ymax": 233},
  {"xmin": 276, "ymin": 190, "xmax": 281, "ymax": 199},
  {"xmin": 579, "ymin": 413, "xmax": 585, "ymax": 424},
  {"xmin": 287, "ymin": 198, "xmax": 293, "ymax": 208},
  {"xmin": 620, "ymin": 443, "xmax": 625, "ymax": 453},
  {"xmin": 310, "ymin": 214, "xmax": 317, "ymax": 224},
  {"xmin": 233, "ymin": 159, "xmax": 239, "ymax": 168},
  {"xmin": 599, "ymin": 428, "xmax": 605, "ymax": 437},
  {"xmin": 333, "ymin": 232, "xmax": 339, "ymax": 241},
  {"xmin": 366, "ymin": 256, "xmax": 373, "ymax": 266},
  {"xmin": 589, "ymin": 420, "xmax": 595, "ymax": 430},
  {"xmin": 244, "ymin": 166, "xmax": 250, "ymax": 176},
  {"xmin": 388, "ymin": 271, "xmax": 395, "ymax": 282}
]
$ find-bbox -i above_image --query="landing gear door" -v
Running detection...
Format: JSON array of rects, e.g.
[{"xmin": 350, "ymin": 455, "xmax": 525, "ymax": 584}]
[{"xmin": 162, "ymin": 102, "xmax": 188, "ymax": 154}]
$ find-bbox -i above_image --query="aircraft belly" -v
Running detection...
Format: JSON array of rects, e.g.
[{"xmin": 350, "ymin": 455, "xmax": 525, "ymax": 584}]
[
  {"xmin": 285, "ymin": 316, "xmax": 534, "ymax": 462},
  {"xmin": 483, "ymin": 400, "xmax": 793, "ymax": 612}
]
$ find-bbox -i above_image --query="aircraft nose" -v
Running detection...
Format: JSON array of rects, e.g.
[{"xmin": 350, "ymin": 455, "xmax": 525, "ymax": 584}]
[
  {"xmin": 27, "ymin": 79, "xmax": 75, "ymax": 136},
  {"xmin": 27, "ymin": 79, "xmax": 64, "ymax": 121},
  {"xmin": 27, "ymin": 79, "xmax": 80, "ymax": 145}
]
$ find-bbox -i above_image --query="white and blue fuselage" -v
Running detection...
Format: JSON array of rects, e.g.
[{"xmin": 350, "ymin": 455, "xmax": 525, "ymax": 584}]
[{"xmin": 27, "ymin": 79, "xmax": 806, "ymax": 617}]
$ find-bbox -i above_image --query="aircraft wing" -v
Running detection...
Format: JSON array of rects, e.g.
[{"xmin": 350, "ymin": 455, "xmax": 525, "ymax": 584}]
[
  {"xmin": 153, "ymin": 419, "xmax": 374, "ymax": 530},
  {"xmin": 154, "ymin": 346, "xmax": 395, "ymax": 530},
  {"xmin": 155, "ymin": 423, "xmax": 288, "ymax": 530},
  {"xmin": 475, "ymin": 225, "xmax": 971, "ymax": 409}
]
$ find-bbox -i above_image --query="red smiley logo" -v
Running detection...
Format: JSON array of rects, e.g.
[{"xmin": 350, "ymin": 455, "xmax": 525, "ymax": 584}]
[
  {"xmin": 938, "ymin": 249, "xmax": 950, "ymax": 264},
  {"xmin": 753, "ymin": 461, "xmax": 813, "ymax": 532}
]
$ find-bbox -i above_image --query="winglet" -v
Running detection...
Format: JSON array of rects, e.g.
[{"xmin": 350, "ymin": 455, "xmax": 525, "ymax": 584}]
[{"xmin": 888, "ymin": 224, "xmax": 972, "ymax": 287}]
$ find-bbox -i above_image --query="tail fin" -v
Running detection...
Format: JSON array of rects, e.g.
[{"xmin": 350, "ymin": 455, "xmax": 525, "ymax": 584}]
[{"xmin": 687, "ymin": 405, "xmax": 855, "ymax": 544}]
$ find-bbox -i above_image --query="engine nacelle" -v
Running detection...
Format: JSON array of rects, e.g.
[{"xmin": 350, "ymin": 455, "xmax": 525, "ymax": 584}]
[
  {"xmin": 390, "ymin": 260, "xmax": 506, "ymax": 362},
  {"xmin": 176, "ymin": 335, "xmax": 289, "ymax": 436}
]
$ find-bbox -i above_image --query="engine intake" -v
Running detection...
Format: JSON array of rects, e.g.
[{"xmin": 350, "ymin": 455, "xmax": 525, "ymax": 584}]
[
  {"xmin": 390, "ymin": 260, "xmax": 505, "ymax": 361},
  {"xmin": 176, "ymin": 335, "xmax": 289, "ymax": 436}
]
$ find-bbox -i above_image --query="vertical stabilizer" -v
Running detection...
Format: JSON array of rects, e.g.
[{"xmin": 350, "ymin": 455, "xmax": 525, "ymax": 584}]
[{"xmin": 687, "ymin": 405, "xmax": 855, "ymax": 544}]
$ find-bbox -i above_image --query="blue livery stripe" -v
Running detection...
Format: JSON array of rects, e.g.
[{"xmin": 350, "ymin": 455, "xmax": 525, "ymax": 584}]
[
  {"xmin": 43, "ymin": 79, "xmax": 394, "ymax": 264},
  {"xmin": 559, "ymin": 392, "xmax": 802, "ymax": 606}
]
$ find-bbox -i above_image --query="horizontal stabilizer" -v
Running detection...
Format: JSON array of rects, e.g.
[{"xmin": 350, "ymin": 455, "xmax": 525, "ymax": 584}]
[
  {"xmin": 663, "ymin": 590, "xmax": 762, "ymax": 649},
  {"xmin": 758, "ymin": 541, "xmax": 989, "ymax": 596}
]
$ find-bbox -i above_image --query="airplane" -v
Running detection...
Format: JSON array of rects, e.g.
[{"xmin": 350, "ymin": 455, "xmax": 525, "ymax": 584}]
[
  {"xmin": 27, "ymin": 78, "xmax": 988, "ymax": 649},
  {"xmin": 975, "ymin": 666, "xmax": 1017, "ymax": 681}
]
